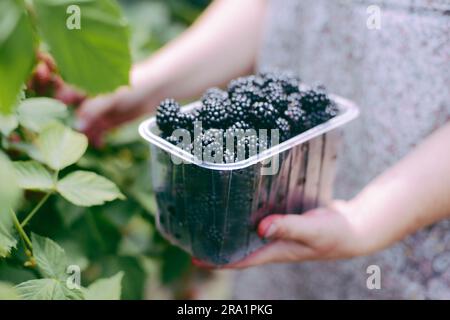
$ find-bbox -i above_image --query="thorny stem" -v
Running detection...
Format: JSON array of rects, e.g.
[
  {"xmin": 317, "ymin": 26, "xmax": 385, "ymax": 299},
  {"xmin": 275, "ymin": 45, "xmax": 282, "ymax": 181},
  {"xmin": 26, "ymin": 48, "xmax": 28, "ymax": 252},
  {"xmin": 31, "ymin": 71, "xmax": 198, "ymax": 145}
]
[{"xmin": 10, "ymin": 209, "xmax": 33, "ymax": 250}]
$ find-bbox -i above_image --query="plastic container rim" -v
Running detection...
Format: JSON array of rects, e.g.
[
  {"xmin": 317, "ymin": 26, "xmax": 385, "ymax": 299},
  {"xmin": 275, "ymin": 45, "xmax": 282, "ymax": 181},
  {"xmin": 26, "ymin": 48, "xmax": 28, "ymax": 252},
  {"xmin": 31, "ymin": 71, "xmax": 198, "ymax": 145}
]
[{"xmin": 139, "ymin": 94, "xmax": 360, "ymax": 171}]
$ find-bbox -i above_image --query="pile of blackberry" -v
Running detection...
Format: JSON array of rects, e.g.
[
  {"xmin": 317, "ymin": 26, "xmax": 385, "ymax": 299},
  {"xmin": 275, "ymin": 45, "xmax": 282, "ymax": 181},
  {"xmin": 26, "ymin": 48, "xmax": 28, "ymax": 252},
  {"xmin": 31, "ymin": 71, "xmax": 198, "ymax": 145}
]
[{"xmin": 156, "ymin": 70, "xmax": 338, "ymax": 163}]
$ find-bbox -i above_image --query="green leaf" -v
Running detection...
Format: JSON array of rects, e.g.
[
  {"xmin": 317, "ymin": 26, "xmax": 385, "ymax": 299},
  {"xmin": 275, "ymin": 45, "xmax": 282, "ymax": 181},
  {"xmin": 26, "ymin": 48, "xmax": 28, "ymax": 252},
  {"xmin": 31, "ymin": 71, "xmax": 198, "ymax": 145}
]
[
  {"xmin": 18, "ymin": 98, "xmax": 68, "ymax": 132},
  {"xmin": 11, "ymin": 142, "xmax": 46, "ymax": 163},
  {"xmin": 0, "ymin": 281, "xmax": 20, "ymax": 300},
  {"xmin": 13, "ymin": 161, "xmax": 54, "ymax": 191},
  {"xmin": 0, "ymin": 211, "xmax": 17, "ymax": 259},
  {"xmin": 83, "ymin": 271, "xmax": 123, "ymax": 300},
  {"xmin": 31, "ymin": 233, "xmax": 67, "ymax": 279},
  {"xmin": 15, "ymin": 278, "xmax": 83, "ymax": 300},
  {"xmin": 0, "ymin": 114, "xmax": 18, "ymax": 136},
  {"xmin": 56, "ymin": 171, "xmax": 125, "ymax": 207},
  {"xmin": 34, "ymin": 0, "xmax": 131, "ymax": 95},
  {"xmin": 0, "ymin": 0, "xmax": 35, "ymax": 114},
  {"xmin": 0, "ymin": 153, "xmax": 20, "ymax": 257},
  {"xmin": 37, "ymin": 122, "xmax": 88, "ymax": 170}
]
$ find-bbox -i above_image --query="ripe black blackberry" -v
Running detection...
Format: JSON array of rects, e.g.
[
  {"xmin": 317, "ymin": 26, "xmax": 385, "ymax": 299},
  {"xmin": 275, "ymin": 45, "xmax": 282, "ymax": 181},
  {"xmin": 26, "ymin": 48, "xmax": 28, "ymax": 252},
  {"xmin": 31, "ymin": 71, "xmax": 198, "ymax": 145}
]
[
  {"xmin": 274, "ymin": 117, "xmax": 291, "ymax": 142},
  {"xmin": 287, "ymin": 92, "xmax": 302, "ymax": 106},
  {"xmin": 229, "ymin": 94, "xmax": 252, "ymax": 122},
  {"xmin": 156, "ymin": 99, "xmax": 181, "ymax": 134},
  {"xmin": 193, "ymin": 129, "xmax": 224, "ymax": 149},
  {"xmin": 303, "ymin": 102, "xmax": 339, "ymax": 129},
  {"xmin": 236, "ymin": 134, "xmax": 259, "ymax": 160},
  {"xmin": 263, "ymin": 82, "xmax": 288, "ymax": 112},
  {"xmin": 230, "ymin": 120, "xmax": 251, "ymax": 131},
  {"xmin": 300, "ymin": 87, "xmax": 332, "ymax": 112},
  {"xmin": 202, "ymin": 87, "xmax": 228, "ymax": 104},
  {"xmin": 177, "ymin": 111, "xmax": 197, "ymax": 132},
  {"xmin": 228, "ymin": 75, "xmax": 263, "ymax": 93},
  {"xmin": 250, "ymin": 101, "xmax": 279, "ymax": 129},
  {"xmin": 228, "ymin": 76, "xmax": 264, "ymax": 103},
  {"xmin": 199, "ymin": 94, "xmax": 230, "ymax": 129},
  {"xmin": 284, "ymin": 104, "xmax": 306, "ymax": 134},
  {"xmin": 259, "ymin": 70, "xmax": 300, "ymax": 94}
]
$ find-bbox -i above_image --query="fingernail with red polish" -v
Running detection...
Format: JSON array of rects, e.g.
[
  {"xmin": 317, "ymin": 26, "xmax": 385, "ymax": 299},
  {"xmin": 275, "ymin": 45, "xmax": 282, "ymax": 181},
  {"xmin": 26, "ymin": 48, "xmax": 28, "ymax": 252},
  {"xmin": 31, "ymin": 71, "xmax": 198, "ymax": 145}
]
[
  {"xmin": 257, "ymin": 214, "xmax": 283, "ymax": 239},
  {"xmin": 264, "ymin": 223, "xmax": 278, "ymax": 239}
]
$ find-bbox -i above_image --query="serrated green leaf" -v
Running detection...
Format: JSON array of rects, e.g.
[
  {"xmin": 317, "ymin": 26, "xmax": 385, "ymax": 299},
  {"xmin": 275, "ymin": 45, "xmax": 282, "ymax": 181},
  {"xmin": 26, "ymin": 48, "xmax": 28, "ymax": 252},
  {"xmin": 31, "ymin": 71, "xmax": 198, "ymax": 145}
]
[
  {"xmin": 15, "ymin": 278, "xmax": 83, "ymax": 300},
  {"xmin": 13, "ymin": 161, "xmax": 54, "ymax": 191},
  {"xmin": 18, "ymin": 98, "xmax": 68, "ymax": 132},
  {"xmin": 31, "ymin": 233, "xmax": 67, "ymax": 279},
  {"xmin": 0, "ymin": 0, "xmax": 35, "ymax": 114},
  {"xmin": 83, "ymin": 271, "xmax": 123, "ymax": 300},
  {"xmin": 0, "ymin": 281, "xmax": 20, "ymax": 300},
  {"xmin": 0, "ymin": 114, "xmax": 18, "ymax": 136},
  {"xmin": 0, "ymin": 153, "xmax": 20, "ymax": 258},
  {"xmin": 56, "ymin": 171, "xmax": 125, "ymax": 207},
  {"xmin": 0, "ymin": 212, "xmax": 17, "ymax": 259},
  {"xmin": 37, "ymin": 122, "xmax": 88, "ymax": 170},
  {"xmin": 34, "ymin": 0, "xmax": 131, "ymax": 95}
]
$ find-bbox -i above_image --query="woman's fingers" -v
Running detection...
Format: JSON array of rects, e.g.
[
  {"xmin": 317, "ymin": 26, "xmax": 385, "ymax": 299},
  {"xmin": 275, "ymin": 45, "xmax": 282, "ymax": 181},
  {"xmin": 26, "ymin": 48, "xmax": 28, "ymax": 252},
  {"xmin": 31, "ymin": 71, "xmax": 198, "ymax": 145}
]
[
  {"xmin": 258, "ymin": 209, "xmax": 334, "ymax": 244},
  {"xmin": 223, "ymin": 241, "xmax": 315, "ymax": 269},
  {"xmin": 76, "ymin": 95, "xmax": 115, "ymax": 131}
]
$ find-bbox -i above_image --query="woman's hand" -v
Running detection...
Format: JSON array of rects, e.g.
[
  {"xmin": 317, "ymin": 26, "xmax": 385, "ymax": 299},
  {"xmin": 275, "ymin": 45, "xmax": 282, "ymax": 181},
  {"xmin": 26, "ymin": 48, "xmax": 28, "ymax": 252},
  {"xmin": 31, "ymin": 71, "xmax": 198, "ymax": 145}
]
[
  {"xmin": 223, "ymin": 201, "xmax": 367, "ymax": 268},
  {"xmin": 193, "ymin": 200, "xmax": 377, "ymax": 269},
  {"xmin": 76, "ymin": 86, "xmax": 157, "ymax": 147}
]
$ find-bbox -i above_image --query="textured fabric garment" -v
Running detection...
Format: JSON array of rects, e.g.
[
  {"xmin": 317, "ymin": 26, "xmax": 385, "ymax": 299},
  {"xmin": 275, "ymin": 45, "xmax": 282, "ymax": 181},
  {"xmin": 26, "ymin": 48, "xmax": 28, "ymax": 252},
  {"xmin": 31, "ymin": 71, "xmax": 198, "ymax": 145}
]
[{"xmin": 232, "ymin": 0, "xmax": 450, "ymax": 299}]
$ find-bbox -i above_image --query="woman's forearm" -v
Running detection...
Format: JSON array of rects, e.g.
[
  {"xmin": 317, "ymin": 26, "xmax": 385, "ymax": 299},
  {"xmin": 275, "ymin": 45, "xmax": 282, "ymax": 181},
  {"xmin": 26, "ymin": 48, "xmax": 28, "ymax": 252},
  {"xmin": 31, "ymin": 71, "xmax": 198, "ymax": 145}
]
[
  {"xmin": 131, "ymin": 0, "xmax": 268, "ymax": 102},
  {"xmin": 349, "ymin": 122, "xmax": 450, "ymax": 254}
]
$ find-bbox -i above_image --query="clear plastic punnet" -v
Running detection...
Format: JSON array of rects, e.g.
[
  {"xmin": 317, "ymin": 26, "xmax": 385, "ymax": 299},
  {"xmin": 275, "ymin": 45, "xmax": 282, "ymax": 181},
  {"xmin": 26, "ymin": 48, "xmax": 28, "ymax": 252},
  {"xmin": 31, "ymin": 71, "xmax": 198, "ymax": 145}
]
[{"xmin": 139, "ymin": 94, "xmax": 359, "ymax": 265}]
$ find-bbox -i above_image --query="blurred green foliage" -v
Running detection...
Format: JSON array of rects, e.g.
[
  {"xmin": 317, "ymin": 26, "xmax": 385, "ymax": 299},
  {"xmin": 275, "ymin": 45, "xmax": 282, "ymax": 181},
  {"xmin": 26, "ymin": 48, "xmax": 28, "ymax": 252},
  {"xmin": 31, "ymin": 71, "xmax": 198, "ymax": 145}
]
[
  {"xmin": 120, "ymin": 0, "xmax": 211, "ymax": 61},
  {"xmin": 0, "ymin": 0, "xmax": 211, "ymax": 300}
]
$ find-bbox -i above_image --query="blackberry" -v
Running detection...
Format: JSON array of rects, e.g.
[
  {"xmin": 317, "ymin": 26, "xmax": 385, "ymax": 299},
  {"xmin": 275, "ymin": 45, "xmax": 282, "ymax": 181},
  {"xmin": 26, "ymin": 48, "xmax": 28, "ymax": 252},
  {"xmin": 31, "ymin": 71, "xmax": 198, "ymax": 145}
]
[
  {"xmin": 263, "ymin": 82, "xmax": 288, "ymax": 112},
  {"xmin": 250, "ymin": 101, "xmax": 279, "ymax": 129},
  {"xmin": 177, "ymin": 111, "xmax": 197, "ymax": 132},
  {"xmin": 228, "ymin": 75, "xmax": 263, "ymax": 93},
  {"xmin": 284, "ymin": 104, "xmax": 306, "ymax": 134},
  {"xmin": 303, "ymin": 102, "xmax": 339, "ymax": 129},
  {"xmin": 193, "ymin": 129, "xmax": 224, "ymax": 150},
  {"xmin": 156, "ymin": 99, "xmax": 181, "ymax": 134},
  {"xmin": 300, "ymin": 87, "xmax": 332, "ymax": 112},
  {"xmin": 197, "ymin": 129, "xmax": 225, "ymax": 163},
  {"xmin": 274, "ymin": 117, "xmax": 291, "ymax": 142},
  {"xmin": 198, "ymin": 88, "xmax": 230, "ymax": 129},
  {"xmin": 229, "ymin": 94, "xmax": 252, "ymax": 122},
  {"xmin": 287, "ymin": 92, "xmax": 303, "ymax": 107},
  {"xmin": 228, "ymin": 76, "xmax": 264, "ymax": 103},
  {"xmin": 259, "ymin": 69, "xmax": 300, "ymax": 94},
  {"xmin": 235, "ymin": 134, "xmax": 259, "ymax": 161},
  {"xmin": 230, "ymin": 121, "xmax": 251, "ymax": 131},
  {"xmin": 202, "ymin": 87, "xmax": 228, "ymax": 103}
]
